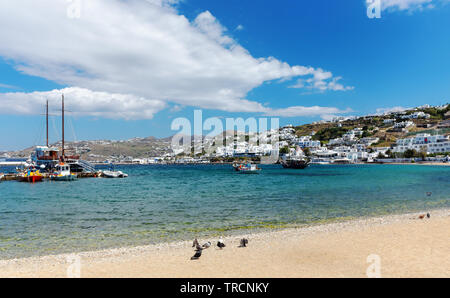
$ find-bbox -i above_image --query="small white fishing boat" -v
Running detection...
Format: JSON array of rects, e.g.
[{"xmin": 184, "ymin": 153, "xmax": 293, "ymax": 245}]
[
  {"xmin": 101, "ymin": 164, "xmax": 128, "ymax": 178},
  {"xmin": 235, "ymin": 163, "xmax": 261, "ymax": 174},
  {"xmin": 0, "ymin": 173, "xmax": 4, "ymax": 181},
  {"xmin": 101, "ymin": 170, "xmax": 128, "ymax": 178},
  {"xmin": 50, "ymin": 163, "xmax": 77, "ymax": 181}
]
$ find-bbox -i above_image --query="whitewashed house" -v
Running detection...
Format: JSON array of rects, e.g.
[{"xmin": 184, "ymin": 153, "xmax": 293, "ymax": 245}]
[{"xmin": 393, "ymin": 134, "xmax": 450, "ymax": 154}]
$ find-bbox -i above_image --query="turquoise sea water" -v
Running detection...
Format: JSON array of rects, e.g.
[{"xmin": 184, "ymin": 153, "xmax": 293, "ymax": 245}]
[{"xmin": 0, "ymin": 164, "xmax": 449, "ymax": 259}]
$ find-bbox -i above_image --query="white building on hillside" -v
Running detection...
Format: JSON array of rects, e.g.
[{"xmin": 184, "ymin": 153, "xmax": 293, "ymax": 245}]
[
  {"xmin": 297, "ymin": 136, "xmax": 321, "ymax": 149},
  {"xmin": 394, "ymin": 121, "xmax": 414, "ymax": 129},
  {"xmin": 400, "ymin": 112, "xmax": 430, "ymax": 119},
  {"xmin": 329, "ymin": 138, "xmax": 344, "ymax": 146},
  {"xmin": 393, "ymin": 134, "xmax": 450, "ymax": 154},
  {"xmin": 360, "ymin": 137, "xmax": 380, "ymax": 146}
]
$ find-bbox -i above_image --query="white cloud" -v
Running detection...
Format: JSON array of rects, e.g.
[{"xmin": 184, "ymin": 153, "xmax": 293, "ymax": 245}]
[
  {"xmin": 194, "ymin": 11, "xmax": 235, "ymax": 47},
  {"xmin": 263, "ymin": 106, "xmax": 352, "ymax": 118},
  {"xmin": 375, "ymin": 106, "xmax": 408, "ymax": 115},
  {"xmin": 235, "ymin": 24, "xmax": 244, "ymax": 31},
  {"xmin": 0, "ymin": 83, "xmax": 17, "ymax": 89},
  {"xmin": 289, "ymin": 69, "xmax": 354, "ymax": 92},
  {"xmin": 0, "ymin": 87, "xmax": 351, "ymax": 120},
  {"xmin": 372, "ymin": 0, "xmax": 447, "ymax": 12},
  {"xmin": 0, "ymin": 87, "xmax": 166, "ymax": 120},
  {"xmin": 0, "ymin": 0, "xmax": 352, "ymax": 117}
]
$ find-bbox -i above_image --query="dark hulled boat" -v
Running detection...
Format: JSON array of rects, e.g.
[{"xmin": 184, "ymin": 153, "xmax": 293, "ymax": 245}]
[{"xmin": 280, "ymin": 158, "xmax": 309, "ymax": 169}]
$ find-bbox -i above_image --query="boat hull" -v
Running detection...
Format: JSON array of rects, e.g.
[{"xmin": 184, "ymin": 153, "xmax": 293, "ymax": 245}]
[
  {"xmin": 51, "ymin": 175, "xmax": 77, "ymax": 181},
  {"xmin": 102, "ymin": 170, "xmax": 128, "ymax": 178},
  {"xmin": 18, "ymin": 175, "xmax": 43, "ymax": 183},
  {"xmin": 237, "ymin": 170, "xmax": 261, "ymax": 174}
]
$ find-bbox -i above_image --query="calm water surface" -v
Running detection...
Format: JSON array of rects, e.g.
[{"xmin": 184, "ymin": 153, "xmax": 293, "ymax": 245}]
[{"xmin": 0, "ymin": 164, "xmax": 449, "ymax": 258}]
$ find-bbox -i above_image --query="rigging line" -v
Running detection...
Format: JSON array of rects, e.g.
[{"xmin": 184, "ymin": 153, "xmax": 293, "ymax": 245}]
[
  {"xmin": 38, "ymin": 116, "xmax": 44, "ymax": 146},
  {"xmin": 31, "ymin": 118, "xmax": 39, "ymax": 147},
  {"xmin": 68, "ymin": 116, "xmax": 78, "ymax": 144},
  {"xmin": 32, "ymin": 113, "xmax": 45, "ymax": 147},
  {"xmin": 51, "ymin": 115, "xmax": 60, "ymax": 142}
]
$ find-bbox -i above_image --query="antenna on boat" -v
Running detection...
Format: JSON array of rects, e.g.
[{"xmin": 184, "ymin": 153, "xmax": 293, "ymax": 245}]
[{"xmin": 62, "ymin": 93, "xmax": 65, "ymax": 161}]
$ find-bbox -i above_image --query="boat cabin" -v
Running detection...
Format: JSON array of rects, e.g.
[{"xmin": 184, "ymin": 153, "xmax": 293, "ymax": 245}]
[
  {"xmin": 55, "ymin": 163, "xmax": 71, "ymax": 176},
  {"xmin": 33, "ymin": 146, "xmax": 60, "ymax": 161}
]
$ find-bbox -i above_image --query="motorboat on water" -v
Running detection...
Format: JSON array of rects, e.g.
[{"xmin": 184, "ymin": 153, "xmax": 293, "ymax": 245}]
[
  {"xmin": 50, "ymin": 163, "xmax": 77, "ymax": 181},
  {"xmin": 100, "ymin": 164, "xmax": 128, "ymax": 178},
  {"xmin": 0, "ymin": 173, "xmax": 4, "ymax": 181},
  {"xmin": 101, "ymin": 170, "xmax": 128, "ymax": 178},
  {"xmin": 234, "ymin": 163, "xmax": 261, "ymax": 174},
  {"xmin": 18, "ymin": 166, "xmax": 44, "ymax": 183},
  {"xmin": 232, "ymin": 163, "xmax": 244, "ymax": 171}
]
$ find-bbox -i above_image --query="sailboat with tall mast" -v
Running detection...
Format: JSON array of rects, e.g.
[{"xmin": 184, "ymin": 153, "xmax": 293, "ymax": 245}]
[
  {"xmin": 31, "ymin": 94, "xmax": 96, "ymax": 174},
  {"xmin": 49, "ymin": 94, "xmax": 77, "ymax": 181},
  {"xmin": 31, "ymin": 99, "xmax": 60, "ymax": 171}
]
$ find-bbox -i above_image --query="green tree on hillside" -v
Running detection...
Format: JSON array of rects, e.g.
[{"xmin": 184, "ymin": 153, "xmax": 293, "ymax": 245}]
[
  {"xmin": 404, "ymin": 149, "xmax": 417, "ymax": 158},
  {"xmin": 312, "ymin": 127, "xmax": 348, "ymax": 141},
  {"xmin": 279, "ymin": 146, "xmax": 289, "ymax": 155},
  {"xmin": 303, "ymin": 147, "xmax": 311, "ymax": 156}
]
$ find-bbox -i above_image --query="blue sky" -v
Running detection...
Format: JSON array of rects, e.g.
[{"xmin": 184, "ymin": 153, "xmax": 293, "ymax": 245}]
[{"xmin": 0, "ymin": 0, "xmax": 449, "ymax": 150}]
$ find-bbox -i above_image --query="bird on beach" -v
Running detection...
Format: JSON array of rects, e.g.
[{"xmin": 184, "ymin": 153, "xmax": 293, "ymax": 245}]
[
  {"xmin": 427, "ymin": 213, "xmax": 431, "ymax": 218},
  {"xmin": 239, "ymin": 238, "xmax": 249, "ymax": 248},
  {"xmin": 192, "ymin": 238, "xmax": 202, "ymax": 251},
  {"xmin": 217, "ymin": 239, "xmax": 226, "ymax": 249},
  {"xmin": 191, "ymin": 248, "xmax": 202, "ymax": 260},
  {"xmin": 202, "ymin": 241, "xmax": 211, "ymax": 249},
  {"xmin": 418, "ymin": 214, "xmax": 425, "ymax": 219},
  {"xmin": 192, "ymin": 238, "xmax": 202, "ymax": 250}
]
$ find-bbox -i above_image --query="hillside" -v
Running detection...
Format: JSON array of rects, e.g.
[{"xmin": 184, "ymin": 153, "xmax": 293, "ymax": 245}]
[
  {"xmin": 5, "ymin": 104, "xmax": 449, "ymax": 161},
  {"xmin": 294, "ymin": 105, "xmax": 450, "ymax": 148},
  {"xmin": 8, "ymin": 137, "xmax": 173, "ymax": 162}
]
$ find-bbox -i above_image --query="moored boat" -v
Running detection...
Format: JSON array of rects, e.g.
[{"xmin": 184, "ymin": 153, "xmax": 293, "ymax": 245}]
[
  {"xmin": 50, "ymin": 163, "xmax": 77, "ymax": 181},
  {"xmin": 31, "ymin": 97, "xmax": 97, "ymax": 175},
  {"xmin": 18, "ymin": 167, "xmax": 44, "ymax": 183},
  {"xmin": 232, "ymin": 163, "xmax": 244, "ymax": 171},
  {"xmin": 101, "ymin": 170, "xmax": 128, "ymax": 178},
  {"xmin": 280, "ymin": 146, "xmax": 310, "ymax": 169},
  {"xmin": 100, "ymin": 164, "xmax": 128, "ymax": 178},
  {"xmin": 281, "ymin": 158, "xmax": 309, "ymax": 169},
  {"xmin": 235, "ymin": 163, "xmax": 261, "ymax": 174}
]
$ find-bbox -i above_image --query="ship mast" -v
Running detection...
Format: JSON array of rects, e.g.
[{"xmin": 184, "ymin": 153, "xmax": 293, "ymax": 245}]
[
  {"xmin": 46, "ymin": 99, "xmax": 49, "ymax": 147},
  {"xmin": 62, "ymin": 94, "xmax": 65, "ymax": 161}
]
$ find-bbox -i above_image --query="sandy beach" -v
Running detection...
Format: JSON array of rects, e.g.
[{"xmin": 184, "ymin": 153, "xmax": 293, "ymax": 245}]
[{"xmin": 0, "ymin": 209, "xmax": 448, "ymax": 278}]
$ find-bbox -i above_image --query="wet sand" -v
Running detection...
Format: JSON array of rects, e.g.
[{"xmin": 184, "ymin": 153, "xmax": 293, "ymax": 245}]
[{"xmin": 0, "ymin": 209, "xmax": 449, "ymax": 278}]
